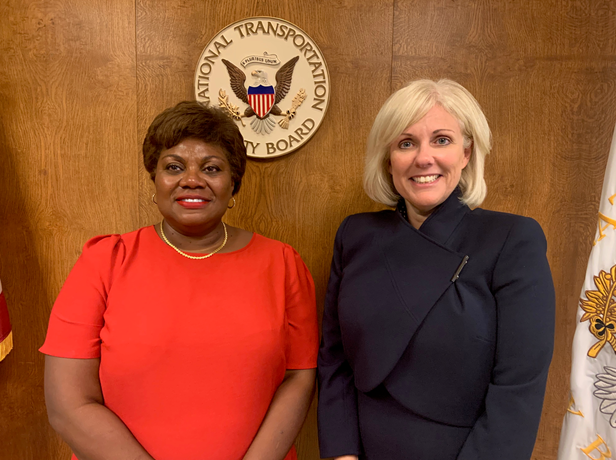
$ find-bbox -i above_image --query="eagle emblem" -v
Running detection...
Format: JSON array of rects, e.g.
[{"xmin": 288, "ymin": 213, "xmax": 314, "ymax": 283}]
[
  {"xmin": 580, "ymin": 264, "xmax": 616, "ymax": 357},
  {"xmin": 218, "ymin": 56, "xmax": 307, "ymax": 134}
]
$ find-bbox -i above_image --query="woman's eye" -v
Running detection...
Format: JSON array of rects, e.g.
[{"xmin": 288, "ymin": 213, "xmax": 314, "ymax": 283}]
[
  {"xmin": 204, "ymin": 165, "xmax": 221, "ymax": 172},
  {"xmin": 435, "ymin": 137, "xmax": 451, "ymax": 145},
  {"xmin": 399, "ymin": 140, "xmax": 414, "ymax": 149},
  {"xmin": 166, "ymin": 164, "xmax": 183, "ymax": 171}
]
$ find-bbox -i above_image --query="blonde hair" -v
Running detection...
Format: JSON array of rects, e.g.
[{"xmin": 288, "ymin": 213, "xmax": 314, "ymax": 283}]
[{"xmin": 363, "ymin": 79, "xmax": 492, "ymax": 208}]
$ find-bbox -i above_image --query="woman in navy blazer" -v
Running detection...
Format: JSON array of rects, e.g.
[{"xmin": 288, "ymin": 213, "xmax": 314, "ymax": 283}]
[{"xmin": 317, "ymin": 79, "xmax": 555, "ymax": 460}]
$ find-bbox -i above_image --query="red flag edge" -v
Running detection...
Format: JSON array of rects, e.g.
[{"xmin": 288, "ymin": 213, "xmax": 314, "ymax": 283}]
[
  {"xmin": 0, "ymin": 291, "xmax": 12, "ymax": 362},
  {"xmin": 0, "ymin": 330, "xmax": 12, "ymax": 362}
]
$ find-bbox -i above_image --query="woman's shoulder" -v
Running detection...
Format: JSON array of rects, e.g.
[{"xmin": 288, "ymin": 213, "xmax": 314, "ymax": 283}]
[
  {"xmin": 344, "ymin": 209, "xmax": 397, "ymax": 225},
  {"xmin": 79, "ymin": 226, "xmax": 153, "ymax": 262},
  {"xmin": 249, "ymin": 232, "xmax": 298, "ymax": 255},
  {"xmin": 83, "ymin": 226, "xmax": 149, "ymax": 248},
  {"xmin": 335, "ymin": 210, "xmax": 398, "ymax": 240},
  {"xmin": 466, "ymin": 208, "xmax": 546, "ymax": 243},
  {"xmin": 244, "ymin": 233, "xmax": 311, "ymax": 271}
]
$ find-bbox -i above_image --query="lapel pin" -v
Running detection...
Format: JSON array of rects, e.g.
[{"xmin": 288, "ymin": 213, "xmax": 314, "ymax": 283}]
[{"xmin": 451, "ymin": 255, "xmax": 470, "ymax": 282}]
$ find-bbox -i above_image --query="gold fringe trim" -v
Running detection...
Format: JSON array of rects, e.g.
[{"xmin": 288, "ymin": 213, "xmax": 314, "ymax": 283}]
[{"xmin": 0, "ymin": 331, "xmax": 13, "ymax": 362}]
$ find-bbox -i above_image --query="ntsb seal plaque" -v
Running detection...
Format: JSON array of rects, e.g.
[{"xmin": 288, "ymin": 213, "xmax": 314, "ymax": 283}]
[{"xmin": 194, "ymin": 17, "xmax": 330, "ymax": 159}]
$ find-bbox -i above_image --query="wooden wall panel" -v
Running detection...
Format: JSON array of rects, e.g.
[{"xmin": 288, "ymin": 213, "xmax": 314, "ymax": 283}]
[
  {"xmin": 0, "ymin": 0, "xmax": 138, "ymax": 458},
  {"xmin": 135, "ymin": 1, "xmax": 393, "ymax": 458},
  {"xmin": 392, "ymin": 1, "xmax": 616, "ymax": 459}
]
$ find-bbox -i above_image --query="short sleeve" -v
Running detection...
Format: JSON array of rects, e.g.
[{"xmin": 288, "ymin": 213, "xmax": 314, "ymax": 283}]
[
  {"xmin": 283, "ymin": 245, "xmax": 319, "ymax": 369},
  {"xmin": 39, "ymin": 235, "xmax": 125, "ymax": 359}
]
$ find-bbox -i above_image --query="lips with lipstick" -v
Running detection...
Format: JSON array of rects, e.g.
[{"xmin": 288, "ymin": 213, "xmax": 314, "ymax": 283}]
[
  {"xmin": 411, "ymin": 174, "xmax": 440, "ymax": 184},
  {"xmin": 176, "ymin": 195, "xmax": 210, "ymax": 209}
]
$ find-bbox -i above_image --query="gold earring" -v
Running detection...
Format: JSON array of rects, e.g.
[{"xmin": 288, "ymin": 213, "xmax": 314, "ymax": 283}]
[
  {"xmin": 227, "ymin": 197, "xmax": 236, "ymax": 209},
  {"xmin": 152, "ymin": 194, "xmax": 157, "ymax": 204}
]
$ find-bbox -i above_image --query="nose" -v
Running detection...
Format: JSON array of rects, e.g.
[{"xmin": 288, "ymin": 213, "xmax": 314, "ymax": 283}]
[
  {"xmin": 179, "ymin": 167, "xmax": 206, "ymax": 188},
  {"xmin": 414, "ymin": 142, "xmax": 435, "ymax": 168}
]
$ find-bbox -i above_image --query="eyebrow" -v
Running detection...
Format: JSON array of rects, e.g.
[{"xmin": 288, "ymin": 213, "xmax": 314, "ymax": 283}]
[
  {"xmin": 398, "ymin": 128, "xmax": 456, "ymax": 137},
  {"xmin": 432, "ymin": 129, "xmax": 456, "ymax": 134},
  {"xmin": 160, "ymin": 153, "xmax": 224, "ymax": 162}
]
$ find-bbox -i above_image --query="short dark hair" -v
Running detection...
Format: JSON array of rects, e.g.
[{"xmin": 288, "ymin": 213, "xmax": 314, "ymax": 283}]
[{"xmin": 142, "ymin": 101, "xmax": 247, "ymax": 195}]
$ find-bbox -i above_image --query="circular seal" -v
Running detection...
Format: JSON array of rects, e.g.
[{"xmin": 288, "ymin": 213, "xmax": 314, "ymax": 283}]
[{"xmin": 194, "ymin": 17, "xmax": 330, "ymax": 159}]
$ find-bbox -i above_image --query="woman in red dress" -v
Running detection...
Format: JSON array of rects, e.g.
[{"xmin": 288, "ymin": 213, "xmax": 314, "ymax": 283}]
[{"xmin": 41, "ymin": 101, "xmax": 319, "ymax": 460}]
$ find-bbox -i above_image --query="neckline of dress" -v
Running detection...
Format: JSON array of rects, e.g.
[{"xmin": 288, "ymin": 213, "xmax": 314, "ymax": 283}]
[{"xmin": 149, "ymin": 225, "xmax": 257, "ymax": 259}]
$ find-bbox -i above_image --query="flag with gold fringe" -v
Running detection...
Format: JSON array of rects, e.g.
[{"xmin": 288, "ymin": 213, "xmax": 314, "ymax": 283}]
[
  {"xmin": 0, "ymin": 279, "xmax": 12, "ymax": 362},
  {"xmin": 558, "ymin": 125, "xmax": 616, "ymax": 459}
]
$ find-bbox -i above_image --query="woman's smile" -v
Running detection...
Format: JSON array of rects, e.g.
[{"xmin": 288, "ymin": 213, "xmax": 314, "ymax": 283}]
[
  {"xmin": 175, "ymin": 194, "xmax": 210, "ymax": 209},
  {"xmin": 410, "ymin": 174, "xmax": 441, "ymax": 184}
]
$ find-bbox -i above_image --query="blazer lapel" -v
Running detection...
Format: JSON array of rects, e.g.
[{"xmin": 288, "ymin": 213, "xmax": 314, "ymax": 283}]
[
  {"xmin": 418, "ymin": 188, "xmax": 470, "ymax": 245},
  {"xmin": 375, "ymin": 192, "xmax": 471, "ymax": 380},
  {"xmin": 381, "ymin": 216, "xmax": 466, "ymax": 336},
  {"xmin": 346, "ymin": 217, "xmax": 467, "ymax": 393},
  {"xmin": 342, "ymin": 193, "xmax": 472, "ymax": 392}
]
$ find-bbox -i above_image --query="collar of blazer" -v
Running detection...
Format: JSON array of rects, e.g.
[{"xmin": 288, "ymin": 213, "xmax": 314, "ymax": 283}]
[{"xmin": 396, "ymin": 187, "xmax": 470, "ymax": 247}]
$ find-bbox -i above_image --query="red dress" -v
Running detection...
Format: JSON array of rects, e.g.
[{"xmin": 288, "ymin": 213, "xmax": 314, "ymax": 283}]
[{"xmin": 40, "ymin": 226, "xmax": 319, "ymax": 460}]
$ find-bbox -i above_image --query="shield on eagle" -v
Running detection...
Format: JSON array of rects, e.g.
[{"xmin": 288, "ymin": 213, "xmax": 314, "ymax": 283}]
[{"xmin": 247, "ymin": 85, "xmax": 275, "ymax": 118}]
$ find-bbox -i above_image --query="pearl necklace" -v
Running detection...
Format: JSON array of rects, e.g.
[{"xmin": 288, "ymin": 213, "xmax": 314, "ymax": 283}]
[{"xmin": 159, "ymin": 221, "xmax": 228, "ymax": 260}]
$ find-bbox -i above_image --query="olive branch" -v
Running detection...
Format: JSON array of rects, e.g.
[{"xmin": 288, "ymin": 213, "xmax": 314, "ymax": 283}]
[
  {"xmin": 218, "ymin": 90, "xmax": 245, "ymax": 126},
  {"xmin": 278, "ymin": 89, "xmax": 307, "ymax": 129}
]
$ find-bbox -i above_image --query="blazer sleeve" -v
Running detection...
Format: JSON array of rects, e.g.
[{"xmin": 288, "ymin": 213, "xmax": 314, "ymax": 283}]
[
  {"xmin": 317, "ymin": 217, "xmax": 362, "ymax": 458},
  {"xmin": 457, "ymin": 217, "xmax": 555, "ymax": 460}
]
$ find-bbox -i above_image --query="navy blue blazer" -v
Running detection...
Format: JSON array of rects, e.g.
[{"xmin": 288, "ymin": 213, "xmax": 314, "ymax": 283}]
[{"xmin": 317, "ymin": 191, "xmax": 555, "ymax": 459}]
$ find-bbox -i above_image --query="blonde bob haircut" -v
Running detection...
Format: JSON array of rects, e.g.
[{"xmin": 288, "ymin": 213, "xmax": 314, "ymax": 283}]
[{"xmin": 363, "ymin": 79, "xmax": 491, "ymax": 209}]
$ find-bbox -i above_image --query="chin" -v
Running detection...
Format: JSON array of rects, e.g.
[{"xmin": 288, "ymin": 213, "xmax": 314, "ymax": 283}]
[
  {"xmin": 168, "ymin": 215, "xmax": 208, "ymax": 228},
  {"xmin": 407, "ymin": 196, "xmax": 446, "ymax": 214}
]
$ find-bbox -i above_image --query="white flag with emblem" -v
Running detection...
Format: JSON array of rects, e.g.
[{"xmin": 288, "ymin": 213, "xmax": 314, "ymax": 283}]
[{"xmin": 558, "ymin": 124, "xmax": 616, "ymax": 459}]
